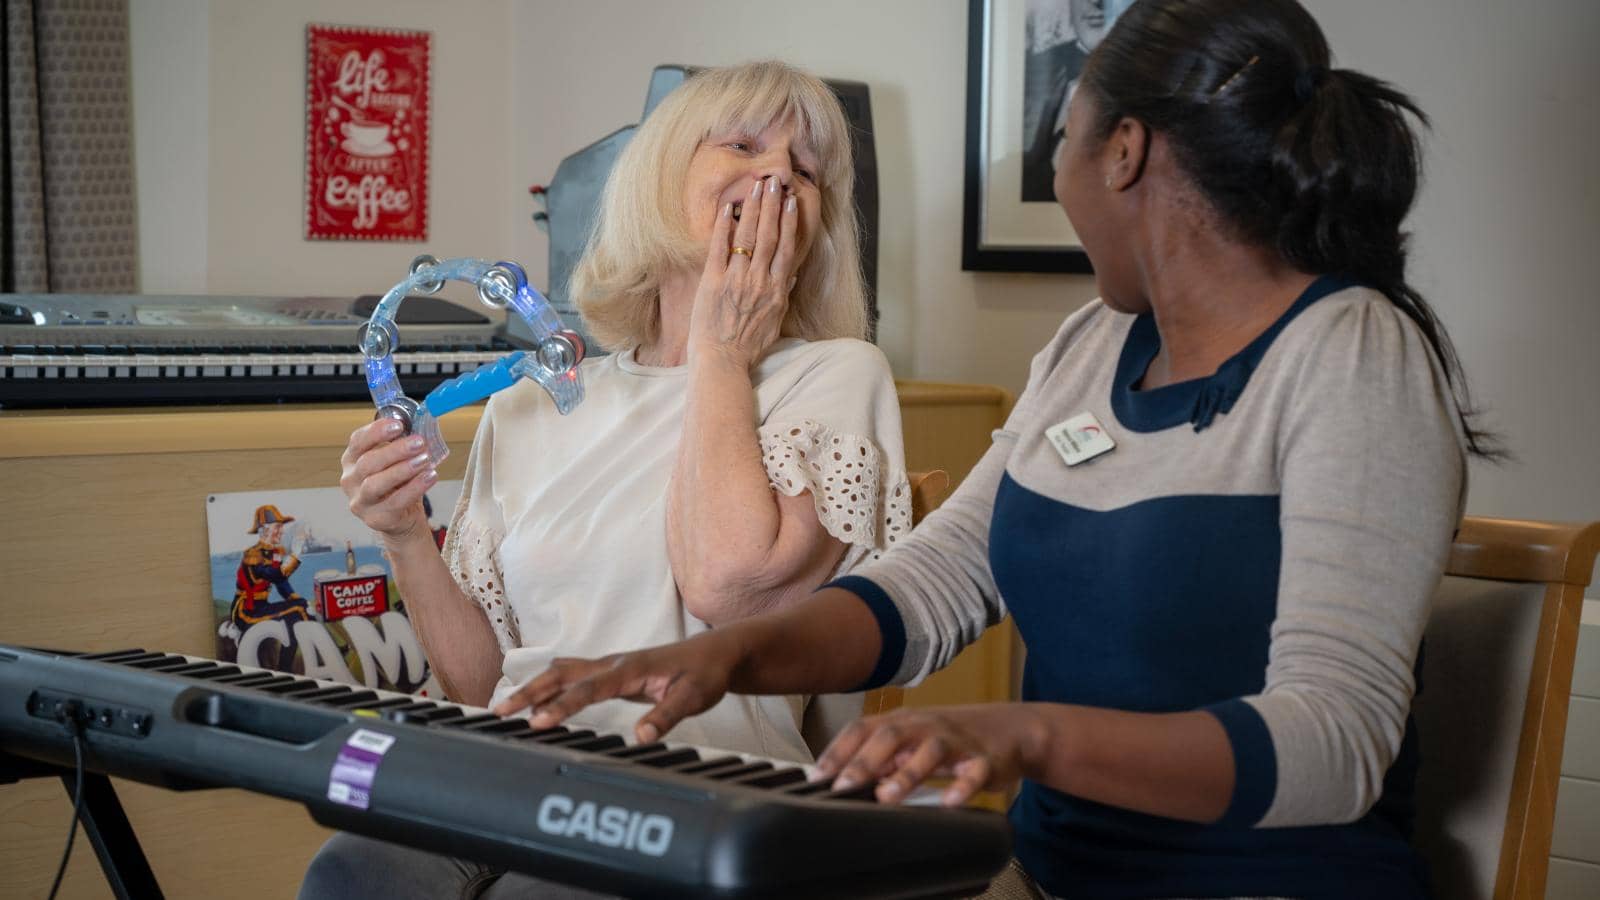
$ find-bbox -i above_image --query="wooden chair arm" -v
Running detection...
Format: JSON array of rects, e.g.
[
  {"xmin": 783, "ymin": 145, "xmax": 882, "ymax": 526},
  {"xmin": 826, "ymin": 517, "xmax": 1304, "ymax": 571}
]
[{"xmin": 1448, "ymin": 517, "xmax": 1600, "ymax": 586}]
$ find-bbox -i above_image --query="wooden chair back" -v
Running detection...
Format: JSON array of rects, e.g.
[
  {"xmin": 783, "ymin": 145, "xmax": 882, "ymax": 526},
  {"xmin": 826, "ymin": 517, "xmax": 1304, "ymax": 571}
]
[
  {"xmin": 1412, "ymin": 517, "xmax": 1600, "ymax": 900},
  {"xmin": 860, "ymin": 470, "xmax": 949, "ymax": 716}
]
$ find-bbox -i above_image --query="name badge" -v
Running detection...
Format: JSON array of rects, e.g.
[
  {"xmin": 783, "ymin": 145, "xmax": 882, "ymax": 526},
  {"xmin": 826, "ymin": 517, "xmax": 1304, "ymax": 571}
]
[{"xmin": 1045, "ymin": 412, "xmax": 1116, "ymax": 466}]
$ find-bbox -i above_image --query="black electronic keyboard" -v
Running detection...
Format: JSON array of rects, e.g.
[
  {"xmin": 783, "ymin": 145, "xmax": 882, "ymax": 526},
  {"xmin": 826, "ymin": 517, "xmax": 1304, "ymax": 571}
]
[
  {"xmin": 0, "ymin": 293, "xmax": 516, "ymax": 407},
  {"xmin": 0, "ymin": 645, "xmax": 1011, "ymax": 899}
]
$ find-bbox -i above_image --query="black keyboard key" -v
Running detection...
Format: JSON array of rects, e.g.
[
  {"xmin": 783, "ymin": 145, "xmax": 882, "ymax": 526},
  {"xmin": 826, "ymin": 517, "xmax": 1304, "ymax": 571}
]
[
  {"xmin": 411, "ymin": 706, "xmax": 466, "ymax": 724},
  {"xmin": 243, "ymin": 676, "xmax": 303, "ymax": 691},
  {"xmin": 606, "ymin": 743, "xmax": 669, "ymax": 759},
  {"xmin": 386, "ymin": 705, "xmax": 466, "ymax": 725},
  {"xmin": 259, "ymin": 678, "xmax": 322, "ymax": 695},
  {"xmin": 465, "ymin": 719, "xmax": 534, "ymax": 737},
  {"xmin": 628, "ymin": 747, "xmax": 702, "ymax": 768},
  {"xmin": 780, "ymin": 779, "xmax": 837, "ymax": 797},
  {"xmin": 509, "ymin": 726, "xmax": 573, "ymax": 741},
  {"xmin": 564, "ymin": 735, "xmax": 626, "ymax": 753},
  {"xmin": 277, "ymin": 681, "xmax": 341, "ymax": 698},
  {"xmin": 706, "ymin": 762, "xmax": 775, "ymax": 781},
  {"xmin": 293, "ymin": 686, "xmax": 359, "ymax": 703},
  {"xmin": 537, "ymin": 729, "xmax": 599, "ymax": 746},
  {"xmin": 83, "ymin": 649, "xmax": 151, "ymax": 662},
  {"xmin": 126, "ymin": 655, "xmax": 190, "ymax": 669},
  {"xmin": 673, "ymin": 756, "xmax": 747, "ymax": 776},
  {"xmin": 212, "ymin": 671, "xmax": 287, "ymax": 687},
  {"xmin": 439, "ymin": 712, "xmax": 501, "ymax": 729},
  {"xmin": 732, "ymin": 768, "xmax": 809, "ymax": 789},
  {"xmin": 320, "ymin": 691, "xmax": 381, "ymax": 709},
  {"xmin": 381, "ymin": 702, "xmax": 443, "ymax": 721},
  {"xmin": 143, "ymin": 657, "xmax": 203, "ymax": 672},
  {"xmin": 185, "ymin": 665, "xmax": 244, "ymax": 680},
  {"xmin": 351, "ymin": 697, "xmax": 428, "ymax": 712},
  {"xmin": 165, "ymin": 661, "xmax": 229, "ymax": 676}
]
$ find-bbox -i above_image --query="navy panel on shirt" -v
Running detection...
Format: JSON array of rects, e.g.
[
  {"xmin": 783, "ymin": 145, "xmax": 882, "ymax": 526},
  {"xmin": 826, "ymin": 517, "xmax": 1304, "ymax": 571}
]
[
  {"xmin": 988, "ymin": 473, "xmax": 1426, "ymax": 899},
  {"xmin": 989, "ymin": 473, "xmax": 1282, "ymax": 713}
]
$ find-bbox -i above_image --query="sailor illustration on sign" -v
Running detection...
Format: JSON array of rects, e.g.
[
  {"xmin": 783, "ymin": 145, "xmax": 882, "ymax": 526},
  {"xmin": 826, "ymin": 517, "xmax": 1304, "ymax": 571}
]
[{"xmin": 221, "ymin": 504, "xmax": 313, "ymax": 671}]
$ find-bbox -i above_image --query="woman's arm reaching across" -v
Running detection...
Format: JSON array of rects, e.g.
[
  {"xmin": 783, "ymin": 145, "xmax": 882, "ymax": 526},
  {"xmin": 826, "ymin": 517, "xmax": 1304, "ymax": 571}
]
[{"xmin": 488, "ymin": 581, "xmax": 1238, "ymax": 820}]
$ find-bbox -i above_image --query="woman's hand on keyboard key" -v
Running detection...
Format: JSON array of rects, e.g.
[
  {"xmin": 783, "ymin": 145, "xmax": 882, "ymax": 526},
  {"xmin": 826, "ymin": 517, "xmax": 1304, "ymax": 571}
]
[
  {"xmin": 491, "ymin": 631, "xmax": 743, "ymax": 743},
  {"xmin": 816, "ymin": 704, "xmax": 1043, "ymax": 807}
]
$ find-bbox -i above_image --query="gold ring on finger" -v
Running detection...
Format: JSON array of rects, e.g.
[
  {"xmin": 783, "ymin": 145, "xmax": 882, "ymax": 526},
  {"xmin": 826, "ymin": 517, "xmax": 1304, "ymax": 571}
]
[{"xmin": 731, "ymin": 246, "xmax": 752, "ymax": 257}]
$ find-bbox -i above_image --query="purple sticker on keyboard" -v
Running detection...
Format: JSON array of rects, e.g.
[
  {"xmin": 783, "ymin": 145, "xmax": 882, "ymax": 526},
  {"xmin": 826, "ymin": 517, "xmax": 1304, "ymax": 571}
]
[{"xmin": 327, "ymin": 728, "xmax": 396, "ymax": 810}]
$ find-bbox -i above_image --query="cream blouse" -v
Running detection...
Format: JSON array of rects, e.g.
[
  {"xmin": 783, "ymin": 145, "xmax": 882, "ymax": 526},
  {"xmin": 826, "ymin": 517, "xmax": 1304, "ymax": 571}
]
[{"xmin": 441, "ymin": 337, "xmax": 909, "ymax": 762}]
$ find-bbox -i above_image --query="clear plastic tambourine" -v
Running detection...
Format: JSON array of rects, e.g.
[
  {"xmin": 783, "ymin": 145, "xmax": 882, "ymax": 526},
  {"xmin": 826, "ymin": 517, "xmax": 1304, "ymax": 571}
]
[{"xmin": 358, "ymin": 255, "xmax": 586, "ymax": 466}]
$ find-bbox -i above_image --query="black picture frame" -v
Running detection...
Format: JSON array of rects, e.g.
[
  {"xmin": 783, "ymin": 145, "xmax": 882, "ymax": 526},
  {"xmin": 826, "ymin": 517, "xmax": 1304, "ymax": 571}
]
[{"xmin": 962, "ymin": 0, "xmax": 1094, "ymax": 274}]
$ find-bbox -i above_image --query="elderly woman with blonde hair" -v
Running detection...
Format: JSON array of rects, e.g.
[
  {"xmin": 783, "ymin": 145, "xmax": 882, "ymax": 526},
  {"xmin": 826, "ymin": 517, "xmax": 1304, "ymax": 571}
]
[{"xmin": 301, "ymin": 61, "xmax": 908, "ymax": 898}]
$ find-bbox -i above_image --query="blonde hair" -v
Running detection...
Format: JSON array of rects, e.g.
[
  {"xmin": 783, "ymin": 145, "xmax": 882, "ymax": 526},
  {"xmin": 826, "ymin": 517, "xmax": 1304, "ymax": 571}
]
[{"xmin": 570, "ymin": 61, "xmax": 869, "ymax": 351}]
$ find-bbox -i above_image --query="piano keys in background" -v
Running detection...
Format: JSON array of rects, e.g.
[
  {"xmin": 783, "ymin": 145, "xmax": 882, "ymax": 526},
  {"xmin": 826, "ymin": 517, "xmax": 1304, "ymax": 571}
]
[{"xmin": 0, "ymin": 293, "xmax": 519, "ymax": 407}]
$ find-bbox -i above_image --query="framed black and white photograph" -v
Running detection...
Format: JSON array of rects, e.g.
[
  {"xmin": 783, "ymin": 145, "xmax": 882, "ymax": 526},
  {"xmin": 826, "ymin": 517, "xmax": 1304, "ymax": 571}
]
[{"xmin": 962, "ymin": 0, "xmax": 1126, "ymax": 273}]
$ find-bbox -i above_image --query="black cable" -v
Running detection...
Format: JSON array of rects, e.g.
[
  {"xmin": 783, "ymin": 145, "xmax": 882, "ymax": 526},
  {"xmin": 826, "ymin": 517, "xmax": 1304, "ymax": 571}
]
[{"xmin": 46, "ymin": 705, "xmax": 87, "ymax": 900}]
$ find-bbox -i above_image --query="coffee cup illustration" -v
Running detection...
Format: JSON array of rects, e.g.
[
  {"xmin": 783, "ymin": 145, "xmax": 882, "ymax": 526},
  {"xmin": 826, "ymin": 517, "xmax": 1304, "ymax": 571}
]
[{"xmin": 341, "ymin": 120, "xmax": 394, "ymax": 156}]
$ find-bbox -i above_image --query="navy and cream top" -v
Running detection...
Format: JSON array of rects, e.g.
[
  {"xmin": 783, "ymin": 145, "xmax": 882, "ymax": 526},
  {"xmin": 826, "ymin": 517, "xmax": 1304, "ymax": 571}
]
[{"xmin": 835, "ymin": 277, "xmax": 1467, "ymax": 899}]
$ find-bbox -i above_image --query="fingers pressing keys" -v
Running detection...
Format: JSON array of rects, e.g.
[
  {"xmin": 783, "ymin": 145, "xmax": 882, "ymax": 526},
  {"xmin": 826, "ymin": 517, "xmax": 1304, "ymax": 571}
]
[{"xmin": 812, "ymin": 706, "xmax": 1029, "ymax": 808}]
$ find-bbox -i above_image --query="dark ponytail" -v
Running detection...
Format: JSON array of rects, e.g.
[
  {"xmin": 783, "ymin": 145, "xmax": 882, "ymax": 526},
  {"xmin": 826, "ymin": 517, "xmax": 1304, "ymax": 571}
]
[{"xmin": 1082, "ymin": 0, "xmax": 1499, "ymax": 457}]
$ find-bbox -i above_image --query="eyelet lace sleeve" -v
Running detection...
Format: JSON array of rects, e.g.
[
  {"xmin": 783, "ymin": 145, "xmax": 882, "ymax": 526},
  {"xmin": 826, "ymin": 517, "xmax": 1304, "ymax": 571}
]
[
  {"xmin": 759, "ymin": 418, "xmax": 913, "ymax": 564},
  {"xmin": 442, "ymin": 514, "xmax": 521, "ymax": 652}
]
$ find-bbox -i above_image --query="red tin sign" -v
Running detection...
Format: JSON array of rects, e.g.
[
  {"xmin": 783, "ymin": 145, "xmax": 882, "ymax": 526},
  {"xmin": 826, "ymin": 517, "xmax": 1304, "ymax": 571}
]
[
  {"xmin": 305, "ymin": 24, "xmax": 430, "ymax": 241},
  {"xmin": 316, "ymin": 573, "xmax": 391, "ymax": 622}
]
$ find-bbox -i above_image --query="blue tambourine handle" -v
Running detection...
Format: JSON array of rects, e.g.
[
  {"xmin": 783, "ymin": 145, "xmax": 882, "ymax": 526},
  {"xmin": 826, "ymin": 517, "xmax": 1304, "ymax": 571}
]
[{"xmin": 423, "ymin": 351, "xmax": 525, "ymax": 419}]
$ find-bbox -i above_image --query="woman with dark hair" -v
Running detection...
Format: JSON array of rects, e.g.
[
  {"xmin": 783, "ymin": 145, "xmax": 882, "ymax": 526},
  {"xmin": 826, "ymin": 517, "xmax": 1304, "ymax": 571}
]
[{"xmin": 494, "ymin": 1, "xmax": 1487, "ymax": 896}]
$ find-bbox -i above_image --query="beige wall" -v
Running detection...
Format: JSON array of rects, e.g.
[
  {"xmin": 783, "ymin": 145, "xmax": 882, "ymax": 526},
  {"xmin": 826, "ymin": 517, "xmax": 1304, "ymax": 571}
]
[
  {"xmin": 133, "ymin": 0, "xmax": 1600, "ymax": 526},
  {"xmin": 1303, "ymin": 0, "xmax": 1600, "ymax": 524},
  {"xmin": 130, "ymin": 0, "xmax": 208, "ymax": 293},
  {"xmin": 134, "ymin": 0, "xmax": 522, "ymax": 299}
]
